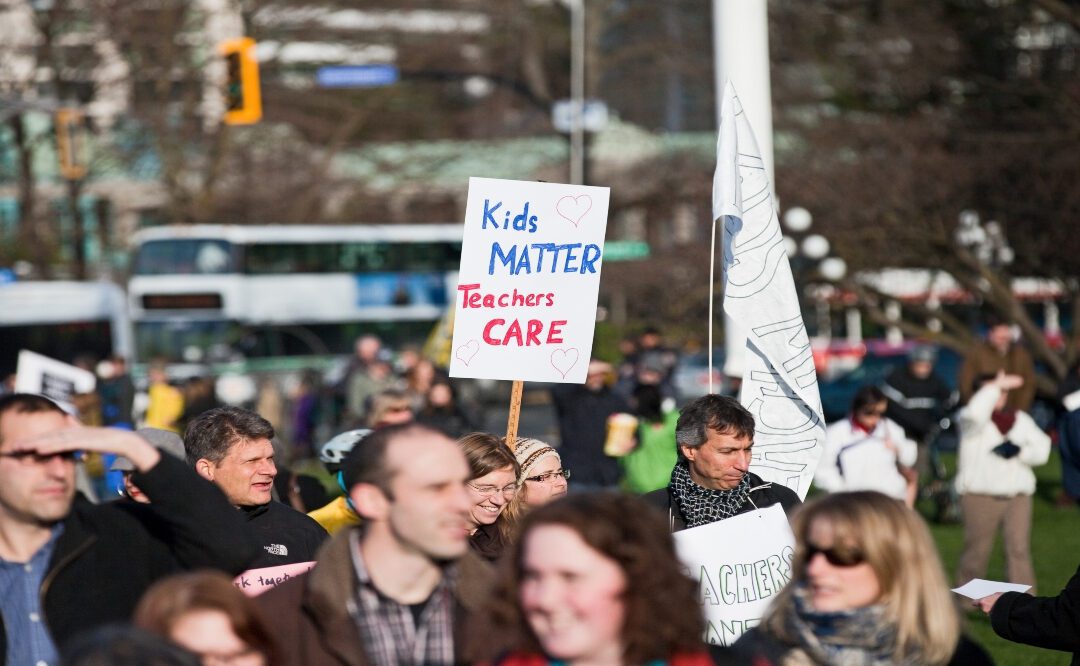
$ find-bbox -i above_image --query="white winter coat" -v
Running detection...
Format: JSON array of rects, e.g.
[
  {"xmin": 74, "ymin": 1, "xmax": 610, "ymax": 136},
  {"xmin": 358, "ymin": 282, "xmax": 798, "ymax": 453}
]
[
  {"xmin": 955, "ymin": 384, "xmax": 1050, "ymax": 497},
  {"xmin": 815, "ymin": 416, "xmax": 918, "ymax": 501}
]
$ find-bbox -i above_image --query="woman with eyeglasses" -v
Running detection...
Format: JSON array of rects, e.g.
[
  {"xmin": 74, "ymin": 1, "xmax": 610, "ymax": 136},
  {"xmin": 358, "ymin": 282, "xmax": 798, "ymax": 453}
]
[
  {"xmin": 732, "ymin": 491, "xmax": 993, "ymax": 665},
  {"xmin": 513, "ymin": 437, "xmax": 570, "ymax": 508},
  {"xmin": 814, "ymin": 385, "xmax": 919, "ymax": 506},
  {"xmin": 457, "ymin": 432, "xmax": 521, "ymax": 561},
  {"xmin": 135, "ymin": 571, "xmax": 276, "ymax": 666}
]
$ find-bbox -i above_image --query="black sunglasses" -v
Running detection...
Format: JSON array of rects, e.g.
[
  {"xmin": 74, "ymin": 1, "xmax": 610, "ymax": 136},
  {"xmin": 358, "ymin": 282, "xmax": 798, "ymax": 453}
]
[{"xmin": 804, "ymin": 543, "xmax": 865, "ymax": 567}]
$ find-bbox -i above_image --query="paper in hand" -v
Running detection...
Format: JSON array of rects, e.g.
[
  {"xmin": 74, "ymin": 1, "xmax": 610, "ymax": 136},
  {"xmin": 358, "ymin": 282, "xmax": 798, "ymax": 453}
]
[{"xmin": 952, "ymin": 578, "xmax": 1031, "ymax": 599}]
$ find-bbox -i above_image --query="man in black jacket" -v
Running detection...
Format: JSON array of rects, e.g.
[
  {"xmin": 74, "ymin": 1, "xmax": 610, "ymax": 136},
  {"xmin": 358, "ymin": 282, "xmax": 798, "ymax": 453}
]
[
  {"xmin": 881, "ymin": 345, "xmax": 954, "ymax": 476},
  {"xmin": 0, "ymin": 393, "xmax": 258, "ymax": 665},
  {"xmin": 644, "ymin": 394, "xmax": 800, "ymax": 532},
  {"xmin": 977, "ymin": 564, "xmax": 1080, "ymax": 664},
  {"xmin": 550, "ymin": 359, "xmax": 630, "ymax": 489},
  {"xmin": 185, "ymin": 406, "xmax": 328, "ymax": 568}
]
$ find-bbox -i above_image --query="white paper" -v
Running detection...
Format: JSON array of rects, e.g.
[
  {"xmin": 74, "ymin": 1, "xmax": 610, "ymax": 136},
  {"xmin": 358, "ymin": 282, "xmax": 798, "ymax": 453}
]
[
  {"xmin": 449, "ymin": 177, "xmax": 610, "ymax": 384},
  {"xmin": 1063, "ymin": 388, "xmax": 1080, "ymax": 412},
  {"xmin": 673, "ymin": 504, "xmax": 796, "ymax": 646},
  {"xmin": 714, "ymin": 82, "xmax": 826, "ymax": 499},
  {"xmin": 951, "ymin": 578, "xmax": 1031, "ymax": 599}
]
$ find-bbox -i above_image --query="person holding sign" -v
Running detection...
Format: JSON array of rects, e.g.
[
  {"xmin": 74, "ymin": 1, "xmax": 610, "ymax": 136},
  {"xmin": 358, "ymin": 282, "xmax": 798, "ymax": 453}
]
[
  {"xmin": 732, "ymin": 491, "xmax": 992, "ymax": 665},
  {"xmin": 458, "ymin": 432, "xmax": 521, "ymax": 562},
  {"xmin": 644, "ymin": 395, "xmax": 800, "ymax": 532},
  {"xmin": 486, "ymin": 493, "xmax": 723, "ymax": 666}
]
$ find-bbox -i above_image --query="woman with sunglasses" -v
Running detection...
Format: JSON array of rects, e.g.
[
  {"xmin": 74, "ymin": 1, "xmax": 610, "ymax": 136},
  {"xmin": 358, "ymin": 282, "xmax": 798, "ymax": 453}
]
[
  {"xmin": 815, "ymin": 385, "xmax": 919, "ymax": 506},
  {"xmin": 513, "ymin": 437, "xmax": 570, "ymax": 508},
  {"xmin": 458, "ymin": 432, "xmax": 521, "ymax": 561},
  {"xmin": 732, "ymin": 491, "xmax": 993, "ymax": 665}
]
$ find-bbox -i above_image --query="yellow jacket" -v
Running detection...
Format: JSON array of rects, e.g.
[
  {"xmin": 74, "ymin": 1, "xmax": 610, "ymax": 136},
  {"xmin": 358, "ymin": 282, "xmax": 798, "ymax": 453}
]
[{"xmin": 307, "ymin": 496, "xmax": 361, "ymax": 535}]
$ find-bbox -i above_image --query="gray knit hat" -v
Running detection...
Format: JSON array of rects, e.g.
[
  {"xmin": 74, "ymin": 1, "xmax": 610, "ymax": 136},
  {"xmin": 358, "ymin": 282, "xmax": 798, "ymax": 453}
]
[{"xmin": 111, "ymin": 428, "xmax": 185, "ymax": 471}]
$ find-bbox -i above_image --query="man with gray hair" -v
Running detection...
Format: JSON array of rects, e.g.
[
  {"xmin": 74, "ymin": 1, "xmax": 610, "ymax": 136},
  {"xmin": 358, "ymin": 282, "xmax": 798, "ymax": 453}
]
[
  {"xmin": 186, "ymin": 406, "xmax": 327, "ymax": 568},
  {"xmin": 644, "ymin": 394, "xmax": 800, "ymax": 532}
]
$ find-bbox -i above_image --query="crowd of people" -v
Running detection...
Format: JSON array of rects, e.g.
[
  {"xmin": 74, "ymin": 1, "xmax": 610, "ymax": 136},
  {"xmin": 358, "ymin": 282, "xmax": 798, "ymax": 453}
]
[{"xmin": 2, "ymin": 320, "xmax": 1079, "ymax": 666}]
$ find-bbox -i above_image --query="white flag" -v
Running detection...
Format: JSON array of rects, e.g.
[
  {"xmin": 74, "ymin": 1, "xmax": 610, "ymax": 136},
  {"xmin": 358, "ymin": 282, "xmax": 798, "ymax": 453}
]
[{"xmin": 714, "ymin": 81, "xmax": 825, "ymax": 499}]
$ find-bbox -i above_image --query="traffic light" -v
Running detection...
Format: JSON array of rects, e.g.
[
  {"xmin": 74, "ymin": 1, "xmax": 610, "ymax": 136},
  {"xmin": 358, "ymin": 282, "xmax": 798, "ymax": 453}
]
[
  {"xmin": 55, "ymin": 108, "xmax": 87, "ymax": 180},
  {"xmin": 220, "ymin": 37, "xmax": 262, "ymax": 125}
]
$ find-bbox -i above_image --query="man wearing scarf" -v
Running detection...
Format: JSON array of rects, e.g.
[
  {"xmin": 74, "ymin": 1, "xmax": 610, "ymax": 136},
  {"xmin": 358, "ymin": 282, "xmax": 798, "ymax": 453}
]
[
  {"xmin": 644, "ymin": 394, "xmax": 800, "ymax": 532},
  {"xmin": 956, "ymin": 371, "xmax": 1050, "ymax": 593}
]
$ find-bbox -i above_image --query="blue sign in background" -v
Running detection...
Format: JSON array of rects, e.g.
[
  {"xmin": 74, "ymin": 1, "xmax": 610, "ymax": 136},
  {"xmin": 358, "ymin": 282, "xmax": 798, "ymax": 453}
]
[
  {"xmin": 317, "ymin": 65, "xmax": 399, "ymax": 88},
  {"xmin": 355, "ymin": 273, "xmax": 447, "ymax": 307}
]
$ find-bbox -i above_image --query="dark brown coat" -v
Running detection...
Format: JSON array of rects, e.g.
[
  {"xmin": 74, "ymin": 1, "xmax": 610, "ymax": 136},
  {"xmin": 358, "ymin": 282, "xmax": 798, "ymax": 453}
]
[
  {"xmin": 256, "ymin": 527, "xmax": 494, "ymax": 666},
  {"xmin": 958, "ymin": 342, "xmax": 1037, "ymax": 411}
]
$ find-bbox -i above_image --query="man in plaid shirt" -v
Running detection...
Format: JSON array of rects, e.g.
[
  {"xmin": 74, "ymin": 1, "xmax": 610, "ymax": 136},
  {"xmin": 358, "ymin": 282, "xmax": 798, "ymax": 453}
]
[{"xmin": 259, "ymin": 423, "xmax": 495, "ymax": 665}]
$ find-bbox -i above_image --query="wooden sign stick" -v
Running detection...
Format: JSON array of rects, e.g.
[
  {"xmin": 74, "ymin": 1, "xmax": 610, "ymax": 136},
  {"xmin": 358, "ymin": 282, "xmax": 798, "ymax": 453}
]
[{"xmin": 505, "ymin": 380, "xmax": 524, "ymax": 450}]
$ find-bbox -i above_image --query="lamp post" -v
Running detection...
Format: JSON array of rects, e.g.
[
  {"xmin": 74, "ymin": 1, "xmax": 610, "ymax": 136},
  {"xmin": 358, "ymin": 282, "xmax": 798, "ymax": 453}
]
[
  {"xmin": 558, "ymin": 0, "xmax": 585, "ymax": 185},
  {"xmin": 782, "ymin": 207, "xmax": 848, "ymax": 343}
]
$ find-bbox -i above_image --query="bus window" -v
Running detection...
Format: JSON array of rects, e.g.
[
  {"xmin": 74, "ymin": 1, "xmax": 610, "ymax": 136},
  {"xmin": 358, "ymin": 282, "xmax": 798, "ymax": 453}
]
[
  {"xmin": 134, "ymin": 240, "xmax": 236, "ymax": 275},
  {"xmin": 0, "ymin": 322, "xmax": 114, "ymax": 377},
  {"xmin": 242, "ymin": 241, "xmax": 463, "ymax": 274},
  {"xmin": 134, "ymin": 320, "xmax": 244, "ymax": 363}
]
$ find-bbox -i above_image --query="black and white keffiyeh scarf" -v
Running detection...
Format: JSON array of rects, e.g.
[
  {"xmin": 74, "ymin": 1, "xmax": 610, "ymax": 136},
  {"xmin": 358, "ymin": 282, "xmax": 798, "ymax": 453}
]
[{"xmin": 669, "ymin": 460, "xmax": 752, "ymax": 528}]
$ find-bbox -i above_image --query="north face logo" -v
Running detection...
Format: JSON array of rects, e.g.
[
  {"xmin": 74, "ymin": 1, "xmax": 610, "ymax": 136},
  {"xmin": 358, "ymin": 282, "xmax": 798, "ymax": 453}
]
[{"xmin": 264, "ymin": 544, "xmax": 288, "ymax": 556}]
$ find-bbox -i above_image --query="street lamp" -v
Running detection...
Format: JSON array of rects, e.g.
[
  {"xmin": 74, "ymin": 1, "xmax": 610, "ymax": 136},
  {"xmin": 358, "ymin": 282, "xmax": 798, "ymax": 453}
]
[
  {"xmin": 781, "ymin": 207, "xmax": 848, "ymax": 342},
  {"xmin": 558, "ymin": 0, "xmax": 585, "ymax": 185},
  {"xmin": 955, "ymin": 209, "xmax": 1014, "ymax": 268}
]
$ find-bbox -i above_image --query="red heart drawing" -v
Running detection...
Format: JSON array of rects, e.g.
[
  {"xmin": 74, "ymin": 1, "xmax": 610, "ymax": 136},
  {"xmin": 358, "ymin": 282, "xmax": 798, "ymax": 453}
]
[
  {"xmin": 550, "ymin": 348, "xmax": 580, "ymax": 379},
  {"xmin": 556, "ymin": 195, "xmax": 593, "ymax": 228},
  {"xmin": 456, "ymin": 339, "xmax": 480, "ymax": 366}
]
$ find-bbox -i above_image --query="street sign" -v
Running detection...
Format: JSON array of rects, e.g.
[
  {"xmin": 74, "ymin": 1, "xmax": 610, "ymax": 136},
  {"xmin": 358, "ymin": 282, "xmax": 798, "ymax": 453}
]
[
  {"xmin": 552, "ymin": 99, "xmax": 609, "ymax": 133},
  {"xmin": 316, "ymin": 65, "xmax": 399, "ymax": 89},
  {"xmin": 603, "ymin": 240, "xmax": 650, "ymax": 262}
]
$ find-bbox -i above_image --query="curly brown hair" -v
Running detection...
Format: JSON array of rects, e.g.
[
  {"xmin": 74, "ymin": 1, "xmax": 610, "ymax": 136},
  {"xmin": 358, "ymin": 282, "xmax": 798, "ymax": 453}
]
[{"xmin": 487, "ymin": 492, "xmax": 705, "ymax": 663}]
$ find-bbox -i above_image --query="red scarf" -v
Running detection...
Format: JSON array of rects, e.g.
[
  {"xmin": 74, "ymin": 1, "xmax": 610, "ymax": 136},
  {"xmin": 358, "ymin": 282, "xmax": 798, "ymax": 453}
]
[{"xmin": 991, "ymin": 409, "xmax": 1017, "ymax": 436}]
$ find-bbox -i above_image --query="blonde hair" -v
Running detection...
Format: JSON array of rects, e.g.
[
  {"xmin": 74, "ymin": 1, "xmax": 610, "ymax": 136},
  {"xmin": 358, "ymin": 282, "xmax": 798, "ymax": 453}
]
[{"xmin": 762, "ymin": 491, "xmax": 960, "ymax": 664}]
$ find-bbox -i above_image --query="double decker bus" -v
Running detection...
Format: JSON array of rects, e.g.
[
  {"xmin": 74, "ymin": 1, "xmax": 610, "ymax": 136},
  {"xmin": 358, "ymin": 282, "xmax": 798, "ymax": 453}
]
[{"xmin": 127, "ymin": 225, "xmax": 462, "ymax": 370}]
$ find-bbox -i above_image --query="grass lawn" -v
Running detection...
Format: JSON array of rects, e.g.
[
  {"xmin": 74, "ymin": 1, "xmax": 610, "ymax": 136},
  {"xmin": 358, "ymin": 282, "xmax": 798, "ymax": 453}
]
[{"xmin": 922, "ymin": 448, "xmax": 1079, "ymax": 665}]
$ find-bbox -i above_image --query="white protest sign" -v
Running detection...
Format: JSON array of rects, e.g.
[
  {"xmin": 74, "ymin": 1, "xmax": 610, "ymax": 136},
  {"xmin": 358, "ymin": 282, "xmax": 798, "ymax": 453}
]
[
  {"xmin": 15, "ymin": 350, "xmax": 96, "ymax": 414},
  {"xmin": 449, "ymin": 177, "xmax": 610, "ymax": 383},
  {"xmin": 714, "ymin": 81, "xmax": 825, "ymax": 499},
  {"xmin": 233, "ymin": 561, "xmax": 316, "ymax": 596},
  {"xmin": 673, "ymin": 503, "xmax": 796, "ymax": 646}
]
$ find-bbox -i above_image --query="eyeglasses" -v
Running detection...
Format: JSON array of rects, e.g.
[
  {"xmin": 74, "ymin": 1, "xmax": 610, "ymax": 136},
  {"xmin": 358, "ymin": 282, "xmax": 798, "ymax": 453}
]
[
  {"xmin": 0, "ymin": 450, "xmax": 80, "ymax": 465},
  {"xmin": 467, "ymin": 481, "xmax": 518, "ymax": 499},
  {"xmin": 804, "ymin": 543, "xmax": 866, "ymax": 567},
  {"xmin": 525, "ymin": 469, "xmax": 571, "ymax": 484}
]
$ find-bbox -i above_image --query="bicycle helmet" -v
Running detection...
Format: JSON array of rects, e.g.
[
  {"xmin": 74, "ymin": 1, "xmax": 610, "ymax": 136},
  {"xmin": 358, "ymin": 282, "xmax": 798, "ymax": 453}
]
[{"xmin": 319, "ymin": 429, "xmax": 372, "ymax": 471}]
